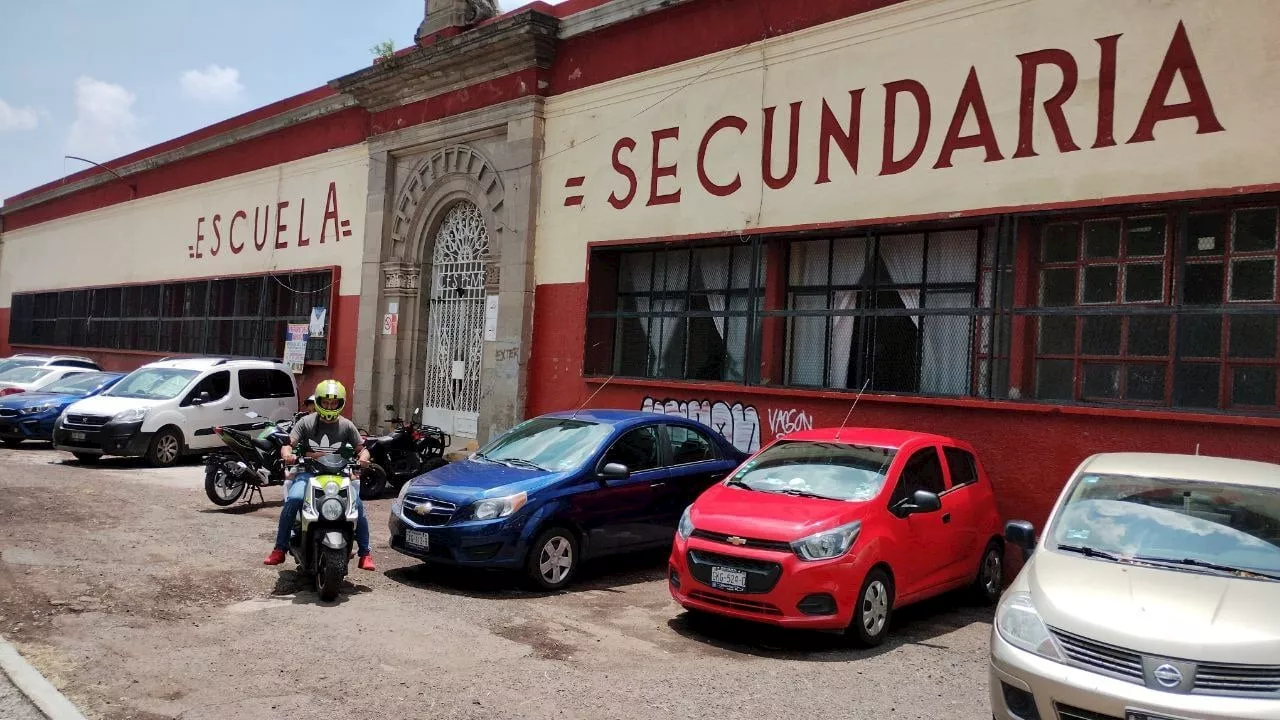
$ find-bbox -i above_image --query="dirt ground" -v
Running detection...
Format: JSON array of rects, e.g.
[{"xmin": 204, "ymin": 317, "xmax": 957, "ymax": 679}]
[{"xmin": 0, "ymin": 444, "xmax": 997, "ymax": 720}]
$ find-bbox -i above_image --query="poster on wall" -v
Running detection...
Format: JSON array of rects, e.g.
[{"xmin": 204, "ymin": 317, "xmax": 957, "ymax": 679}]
[
  {"xmin": 284, "ymin": 323, "xmax": 310, "ymax": 374},
  {"xmin": 309, "ymin": 307, "xmax": 327, "ymax": 339}
]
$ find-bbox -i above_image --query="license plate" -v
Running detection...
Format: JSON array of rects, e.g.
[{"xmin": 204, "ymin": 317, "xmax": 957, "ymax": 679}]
[
  {"xmin": 710, "ymin": 566, "xmax": 747, "ymax": 592},
  {"xmin": 405, "ymin": 529, "xmax": 429, "ymax": 551},
  {"xmin": 70, "ymin": 432, "xmax": 86, "ymax": 442}
]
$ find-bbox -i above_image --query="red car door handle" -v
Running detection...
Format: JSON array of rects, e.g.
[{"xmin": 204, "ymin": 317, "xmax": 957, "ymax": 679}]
[{"xmin": 942, "ymin": 513, "xmax": 951, "ymax": 524}]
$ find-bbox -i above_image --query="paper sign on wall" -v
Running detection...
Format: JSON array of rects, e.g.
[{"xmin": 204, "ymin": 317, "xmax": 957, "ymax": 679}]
[
  {"xmin": 484, "ymin": 295, "xmax": 499, "ymax": 342},
  {"xmin": 283, "ymin": 323, "xmax": 310, "ymax": 374},
  {"xmin": 382, "ymin": 313, "xmax": 398, "ymax": 335}
]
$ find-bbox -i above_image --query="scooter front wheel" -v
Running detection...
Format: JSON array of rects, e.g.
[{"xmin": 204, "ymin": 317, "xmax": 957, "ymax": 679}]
[
  {"xmin": 204, "ymin": 464, "xmax": 246, "ymax": 506},
  {"xmin": 316, "ymin": 547, "xmax": 346, "ymax": 602}
]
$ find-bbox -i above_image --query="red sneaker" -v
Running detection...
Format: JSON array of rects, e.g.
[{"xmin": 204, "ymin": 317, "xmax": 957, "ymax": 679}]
[
  {"xmin": 263, "ymin": 549, "xmax": 286, "ymax": 566},
  {"xmin": 358, "ymin": 555, "xmax": 376, "ymax": 571}
]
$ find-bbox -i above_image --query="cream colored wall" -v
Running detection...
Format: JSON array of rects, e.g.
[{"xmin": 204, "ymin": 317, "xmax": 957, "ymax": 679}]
[
  {"xmin": 534, "ymin": 0, "xmax": 1280, "ymax": 285},
  {"xmin": 0, "ymin": 144, "xmax": 370, "ymax": 306}
]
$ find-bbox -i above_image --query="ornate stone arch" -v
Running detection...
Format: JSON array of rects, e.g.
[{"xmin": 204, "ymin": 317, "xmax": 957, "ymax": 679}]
[{"xmin": 388, "ymin": 144, "xmax": 505, "ymax": 268}]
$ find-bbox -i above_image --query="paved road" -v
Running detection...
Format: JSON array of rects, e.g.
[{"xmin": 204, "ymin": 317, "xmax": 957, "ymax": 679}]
[{"xmin": 0, "ymin": 444, "xmax": 996, "ymax": 720}]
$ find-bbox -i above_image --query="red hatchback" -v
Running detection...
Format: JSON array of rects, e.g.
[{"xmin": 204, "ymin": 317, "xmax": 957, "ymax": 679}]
[{"xmin": 668, "ymin": 427, "xmax": 1005, "ymax": 646}]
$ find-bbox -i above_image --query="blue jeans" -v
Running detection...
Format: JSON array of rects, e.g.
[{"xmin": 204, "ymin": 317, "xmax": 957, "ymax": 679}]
[{"xmin": 274, "ymin": 473, "xmax": 371, "ymax": 557}]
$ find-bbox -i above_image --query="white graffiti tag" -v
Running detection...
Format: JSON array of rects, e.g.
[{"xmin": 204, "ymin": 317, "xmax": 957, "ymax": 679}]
[
  {"xmin": 641, "ymin": 397, "xmax": 761, "ymax": 454},
  {"xmin": 767, "ymin": 408, "xmax": 814, "ymax": 435}
]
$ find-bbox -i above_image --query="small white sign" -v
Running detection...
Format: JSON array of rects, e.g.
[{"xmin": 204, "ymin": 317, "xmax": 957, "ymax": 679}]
[
  {"xmin": 382, "ymin": 313, "xmax": 398, "ymax": 335},
  {"xmin": 451, "ymin": 360, "xmax": 466, "ymax": 380},
  {"xmin": 283, "ymin": 341, "xmax": 308, "ymax": 373},
  {"xmin": 309, "ymin": 307, "xmax": 327, "ymax": 338},
  {"xmin": 455, "ymin": 412, "xmax": 479, "ymax": 438},
  {"xmin": 484, "ymin": 295, "xmax": 499, "ymax": 342},
  {"xmin": 388, "ymin": 301, "xmax": 399, "ymax": 314}
]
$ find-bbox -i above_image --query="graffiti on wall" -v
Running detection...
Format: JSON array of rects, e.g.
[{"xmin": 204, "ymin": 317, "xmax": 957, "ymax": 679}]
[
  {"xmin": 767, "ymin": 407, "xmax": 814, "ymax": 436},
  {"xmin": 641, "ymin": 397, "xmax": 761, "ymax": 454}
]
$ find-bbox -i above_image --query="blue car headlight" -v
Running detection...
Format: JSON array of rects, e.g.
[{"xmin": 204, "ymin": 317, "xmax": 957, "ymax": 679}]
[
  {"xmin": 21, "ymin": 404, "xmax": 56, "ymax": 415},
  {"xmin": 471, "ymin": 491, "xmax": 528, "ymax": 520}
]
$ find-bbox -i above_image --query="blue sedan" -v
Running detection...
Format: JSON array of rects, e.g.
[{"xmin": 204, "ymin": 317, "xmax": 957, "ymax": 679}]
[
  {"xmin": 0, "ymin": 371, "xmax": 125, "ymax": 447},
  {"xmin": 389, "ymin": 410, "xmax": 747, "ymax": 589}
]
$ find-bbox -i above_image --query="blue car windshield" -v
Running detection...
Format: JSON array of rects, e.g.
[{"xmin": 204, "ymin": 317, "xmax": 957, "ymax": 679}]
[
  {"xmin": 478, "ymin": 418, "xmax": 612, "ymax": 472},
  {"xmin": 105, "ymin": 369, "xmax": 199, "ymax": 400},
  {"xmin": 42, "ymin": 372, "xmax": 114, "ymax": 396}
]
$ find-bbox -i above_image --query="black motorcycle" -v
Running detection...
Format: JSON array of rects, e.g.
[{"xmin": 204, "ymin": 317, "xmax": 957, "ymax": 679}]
[
  {"xmin": 204, "ymin": 412, "xmax": 293, "ymax": 506},
  {"xmin": 362, "ymin": 405, "xmax": 450, "ymax": 498}
]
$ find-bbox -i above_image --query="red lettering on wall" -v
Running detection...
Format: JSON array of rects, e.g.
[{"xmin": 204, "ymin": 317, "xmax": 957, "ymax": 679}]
[
  {"xmin": 1128, "ymin": 21, "xmax": 1224, "ymax": 144},
  {"xmin": 608, "ymin": 138, "xmax": 639, "ymax": 210},
  {"xmin": 229, "ymin": 210, "xmax": 247, "ymax": 254},
  {"xmin": 697, "ymin": 116, "xmax": 747, "ymax": 197},
  {"xmin": 1094, "ymin": 34, "xmax": 1121, "ymax": 149},
  {"xmin": 762, "ymin": 101, "xmax": 802, "ymax": 190},
  {"xmin": 319, "ymin": 182, "xmax": 340, "ymax": 244},
  {"xmin": 296, "ymin": 198, "xmax": 310, "ymax": 247},
  {"xmin": 1013, "ymin": 48, "xmax": 1081, "ymax": 158},
  {"xmin": 254, "ymin": 205, "xmax": 271, "ymax": 251},
  {"xmin": 934, "ymin": 67, "xmax": 1003, "ymax": 169},
  {"xmin": 880, "ymin": 80, "xmax": 931, "ymax": 176},
  {"xmin": 816, "ymin": 90, "xmax": 864, "ymax": 184},
  {"xmin": 210, "ymin": 214, "xmax": 223, "ymax": 256},
  {"xmin": 274, "ymin": 201, "xmax": 290, "ymax": 249},
  {"xmin": 647, "ymin": 127, "xmax": 681, "ymax": 206},
  {"xmin": 194, "ymin": 217, "xmax": 205, "ymax": 259}
]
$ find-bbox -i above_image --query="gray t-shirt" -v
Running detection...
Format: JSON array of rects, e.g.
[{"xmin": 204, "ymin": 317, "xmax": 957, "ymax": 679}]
[{"xmin": 289, "ymin": 413, "xmax": 362, "ymax": 454}]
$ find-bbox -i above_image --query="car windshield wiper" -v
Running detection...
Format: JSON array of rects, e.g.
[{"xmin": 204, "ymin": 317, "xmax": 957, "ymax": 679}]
[
  {"xmin": 1131, "ymin": 555, "xmax": 1280, "ymax": 582},
  {"xmin": 1056, "ymin": 544, "xmax": 1124, "ymax": 562},
  {"xmin": 770, "ymin": 488, "xmax": 837, "ymax": 501},
  {"xmin": 498, "ymin": 457, "xmax": 547, "ymax": 471},
  {"xmin": 725, "ymin": 478, "xmax": 753, "ymax": 490},
  {"xmin": 471, "ymin": 452, "xmax": 497, "ymax": 464}
]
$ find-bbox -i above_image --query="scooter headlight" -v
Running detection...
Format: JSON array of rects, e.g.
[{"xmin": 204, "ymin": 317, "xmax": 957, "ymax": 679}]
[
  {"xmin": 324, "ymin": 481, "xmax": 340, "ymax": 497},
  {"xmin": 320, "ymin": 498, "xmax": 344, "ymax": 521}
]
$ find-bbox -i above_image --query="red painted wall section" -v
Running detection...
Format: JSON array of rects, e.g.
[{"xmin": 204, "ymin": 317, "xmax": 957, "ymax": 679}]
[
  {"xmin": 0, "ymin": 295, "xmax": 360, "ymax": 421},
  {"xmin": 527, "ymin": 281, "xmax": 1280, "ymax": 529},
  {"xmin": 3, "ymin": 108, "xmax": 370, "ymax": 232},
  {"xmin": 551, "ymin": 0, "xmax": 911, "ymax": 95}
]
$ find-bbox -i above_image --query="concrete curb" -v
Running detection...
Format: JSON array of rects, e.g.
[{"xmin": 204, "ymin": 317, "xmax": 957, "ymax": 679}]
[{"xmin": 0, "ymin": 635, "xmax": 88, "ymax": 720}]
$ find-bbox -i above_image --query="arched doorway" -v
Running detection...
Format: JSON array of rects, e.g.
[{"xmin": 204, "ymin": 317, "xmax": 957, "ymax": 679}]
[{"xmin": 422, "ymin": 201, "xmax": 491, "ymax": 438}]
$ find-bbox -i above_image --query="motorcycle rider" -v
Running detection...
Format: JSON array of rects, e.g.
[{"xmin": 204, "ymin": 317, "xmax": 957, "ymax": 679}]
[{"xmin": 264, "ymin": 379, "xmax": 376, "ymax": 571}]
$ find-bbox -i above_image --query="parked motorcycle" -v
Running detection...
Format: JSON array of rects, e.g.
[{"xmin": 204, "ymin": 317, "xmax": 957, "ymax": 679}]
[
  {"xmin": 286, "ymin": 441, "xmax": 360, "ymax": 602},
  {"xmin": 362, "ymin": 404, "xmax": 450, "ymax": 499},
  {"xmin": 203, "ymin": 412, "xmax": 292, "ymax": 507}
]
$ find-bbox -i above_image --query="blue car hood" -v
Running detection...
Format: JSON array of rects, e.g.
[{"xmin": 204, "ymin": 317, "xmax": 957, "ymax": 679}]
[
  {"xmin": 405, "ymin": 458, "xmax": 571, "ymax": 504},
  {"xmin": 0, "ymin": 392, "xmax": 83, "ymax": 411}
]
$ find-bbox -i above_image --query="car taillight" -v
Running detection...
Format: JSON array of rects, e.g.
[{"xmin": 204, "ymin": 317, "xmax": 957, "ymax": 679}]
[{"xmin": 0, "ymin": 388, "xmax": 23, "ymax": 397}]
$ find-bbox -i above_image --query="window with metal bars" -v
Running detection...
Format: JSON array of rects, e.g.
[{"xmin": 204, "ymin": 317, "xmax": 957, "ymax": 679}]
[
  {"xmin": 7, "ymin": 270, "xmax": 333, "ymax": 363},
  {"xmin": 1026, "ymin": 205, "xmax": 1280, "ymax": 411},
  {"xmin": 584, "ymin": 242, "xmax": 764, "ymax": 382}
]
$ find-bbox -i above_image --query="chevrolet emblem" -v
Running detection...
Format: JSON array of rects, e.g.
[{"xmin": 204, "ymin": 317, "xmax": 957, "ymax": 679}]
[
  {"xmin": 414, "ymin": 501, "xmax": 434, "ymax": 516},
  {"xmin": 726, "ymin": 536, "xmax": 747, "ymax": 546}
]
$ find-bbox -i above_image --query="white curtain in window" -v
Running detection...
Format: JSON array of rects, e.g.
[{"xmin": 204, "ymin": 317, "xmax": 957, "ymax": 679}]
[
  {"xmin": 920, "ymin": 231, "xmax": 978, "ymax": 395},
  {"xmin": 828, "ymin": 237, "xmax": 867, "ymax": 388},
  {"xmin": 696, "ymin": 247, "xmax": 749, "ymax": 381},
  {"xmin": 878, "ymin": 233, "xmax": 924, "ymax": 326},
  {"xmin": 650, "ymin": 251, "xmax": 688, "ymax": 375},
  {"xmin": 788, "ymin": 241, "xmax": 831, "ymax": 386}
]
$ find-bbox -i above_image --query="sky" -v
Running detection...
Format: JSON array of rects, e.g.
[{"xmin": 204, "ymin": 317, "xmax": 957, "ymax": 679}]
[{"xmin": 0, "ymin": 0, "xmax": 560, "ymax": 203}]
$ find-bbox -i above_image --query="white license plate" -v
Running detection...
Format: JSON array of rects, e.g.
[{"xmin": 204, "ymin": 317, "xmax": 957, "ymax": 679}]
[
  {"xmin": 710, "ymin": 566, "xmax": 747, "ymax": 592},
  {"xmin": 405, "ymin": 529, "xmax": 429, "ymax": 551},
  {"xmin": 70, "ymin": 432, "xmax": 86, "ymax": 442}
]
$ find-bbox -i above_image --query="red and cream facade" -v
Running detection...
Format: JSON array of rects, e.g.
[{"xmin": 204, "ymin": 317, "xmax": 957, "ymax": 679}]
[
  {"xmin": 527, "ymin": 0, "xmax": 1280, "ymax": 525},
  {"xmin": 2, "ymin": 0, "xmax": 1279, "ymax": 524}
]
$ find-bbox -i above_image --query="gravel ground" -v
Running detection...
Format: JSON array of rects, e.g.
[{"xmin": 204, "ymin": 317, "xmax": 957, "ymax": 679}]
[{"xmin": 0, "ymin": 444, "xmax": 997, "ymax": 720}]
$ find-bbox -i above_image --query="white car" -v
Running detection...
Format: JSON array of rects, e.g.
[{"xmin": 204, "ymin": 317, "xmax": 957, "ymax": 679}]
[
  {"xmin": 53, "ymin": 356, "xmax": 299, "ymax": 466},
  {"xmin": 0, "ymin": 353, "xmax": 101, "ymax": 376},
  {"xmin": 0, "ymin": 365, "xmax": 98, "ymax": 397}
]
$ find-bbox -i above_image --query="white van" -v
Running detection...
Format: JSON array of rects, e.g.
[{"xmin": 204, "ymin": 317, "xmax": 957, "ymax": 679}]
[{"xmin": 53, "ymin": 357, "xmax": 298, "ymax": 466}]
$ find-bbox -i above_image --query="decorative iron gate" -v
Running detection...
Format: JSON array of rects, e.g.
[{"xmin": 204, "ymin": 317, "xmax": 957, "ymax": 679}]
[{"xmin": 422, "ymin": 202, "xmax": 490, "ymax": 438}]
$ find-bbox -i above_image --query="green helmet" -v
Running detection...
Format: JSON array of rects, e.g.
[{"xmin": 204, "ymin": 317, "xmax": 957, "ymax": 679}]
[{"xmin": 313, "ymin": 379, "xmax": 347, "ymax": 422}]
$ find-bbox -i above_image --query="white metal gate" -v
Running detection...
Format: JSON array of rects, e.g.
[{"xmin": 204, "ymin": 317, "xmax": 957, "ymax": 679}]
[{"xmin": 423, "ymin": 202, "xmax": 490, "ymax": 438}]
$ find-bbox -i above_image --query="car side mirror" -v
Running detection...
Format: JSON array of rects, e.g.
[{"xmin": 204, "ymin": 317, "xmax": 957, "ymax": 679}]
[
  {"xmin": 1005, "ymin": 520, "xmax": 1037, "ymax": 561},
  {"xmin": 892, "ymin": 489, "xmax": 942, "ymax": 517},
  {"xmin": 191, "ymin": 391, "xmax": 211, "ymax": 405},
  {"xmin": 599, "ymin": 463, "xmax": 630, "ymax": 480}
]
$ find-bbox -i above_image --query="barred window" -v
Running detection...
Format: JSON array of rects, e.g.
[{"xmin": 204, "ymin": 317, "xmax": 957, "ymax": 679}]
[
  {"xmin": 8, "ymin": 270, "xmax": 334, "ymax": 363},
  {"xmin": 585, "ymin": 243, "xmax": 763, "ymax": 382},
  {"xmin": 1028, "ymin": 206, "xmax": 1280, "ymax": 411},
  {"xmin": 781, "ymin": 230, "xmax": 985, "ymax": 395}
]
